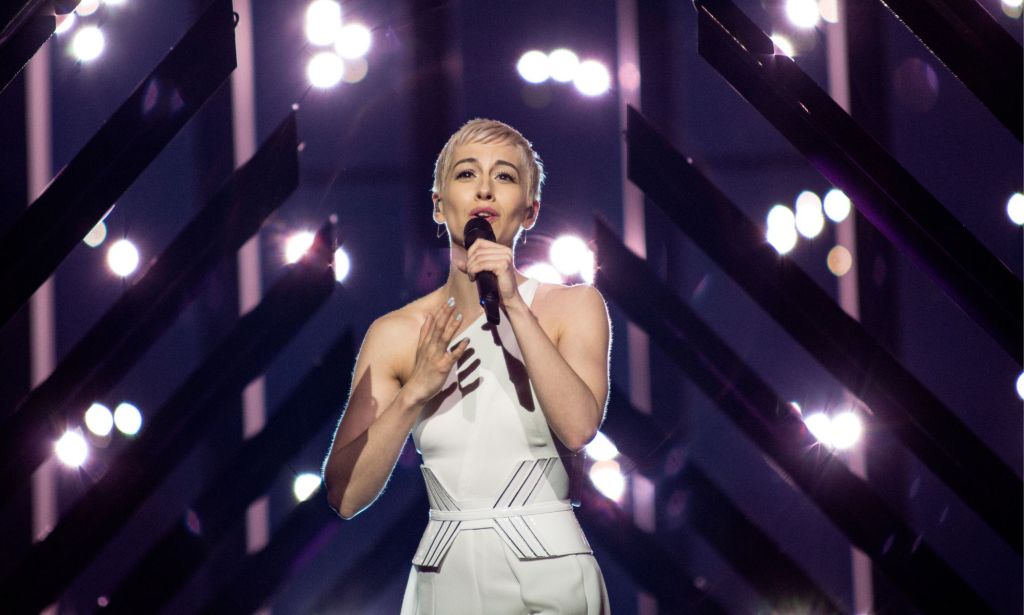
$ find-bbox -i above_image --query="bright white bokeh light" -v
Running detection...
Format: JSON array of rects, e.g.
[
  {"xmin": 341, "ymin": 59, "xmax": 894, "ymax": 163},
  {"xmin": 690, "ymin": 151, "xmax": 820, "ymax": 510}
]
[
  {"xmin": 84, "ymin": 402, "xmax": 114, "ymax": 437},
  {"xmin": 113, "ymin": 402, "xmax": 142, "ymax": 436},
  {"xmin": 333, "ymin": 247, "xmax": 351, "ymax": 282},
  {"xmin": 770, "ymin": 34, "xmax": 796, "ymax": 58},
  {"xmin": 341, "ymin": 56, "xmax": 369, "ymax": 83},
  {"xmin": 823, "ymin": 188, "xmax": 852, "ymax": 223},
  {"xmin": 794, "ymin": 190, "xmax": 825, "ymax": 238},
  {"xmin": 548, "ymin": 48, "xmax": 579, "ymax": 83},
  {"xmin": 517, "ymin": 50, "xmax": 550, "ymax": 84},
  {"xmin": 307, "ymin": 52, "xmax": 344, "ymax": 88},
  {"xmin": 1006, "ymin": 193, "xmax": 1024, "ymax": 226},
  {"xmin": 104, "ymin": 0, "xmax": 127, "ymax": 5},
  {"xmin": 293, "ymin": 472, "xmax": 322, "ymax": 502},
  {"xmin": 83, "ymin": 220, "xmax": 107, "ymax": 247},
  {"xmin": 71, "ymin": 26, "xmax": 105, "ymax": 62},
  {"xmin": 107, "ymin": 239, "xmax": 140, "ymax": 277},
  {"xmin": 285, "ymin": 231, "xmax": 316, "ymax": 264},
  {"xmin": 818, "ymin": 0, "xmax": 839, "ymax": 23},
  {"xmin": 803, "ymin": 411, "xmax": 833, "ymax": 446},
  {"xmin": 573, "ymin": 60, "xmax": 611, "ymax": 96},
  {"xmin": 77, "ymin": 0, "xmax": 101, "ymax": 16},
  {"xmin": 523, "ymin": 262, "xmax": 564, "ymax": 284},
  {"xmin": 766, "ymin": 204, "xmax": 798, "ymax": 254},
  {"xmin": 549, "ymin": 235, "xmax": 590, "ymax": 276},
  {"xmin": 589, "ymin": 459, "xmax": 626, "ymax": 501},
  {"xmin": 579, "ymin": 249, "xmax": 596, "ymax": 284},
  {"xmin": 785, "ymin": 0, "xmax": 820, "ymax": 28},
  {"xmin": 335, "ymin": 24, "xmax": 371, "ymax": 59},
  {"xmin": 305, "ymin": 0, "xmax": 342, "ymax": 46},
  {"xmin": 1016, "ymin": 372, "xmax": 1024, "ymax": 400},
  {"xmin": 56, "ymin": 430, "xmax": 89, "ymax": 467},
  {"xmin": 830, "ymin": 410, "xmax": 863, "ymax": 450},
  {"xmin": 1003, "ymin": 0, "xmax": 1023, "ymax": 8},
  {"xmin": 55, "ymin": 13, "xmax": 77, "ymax": 34},
  {"xmin": 585, "ymin": 431, "xmax": 619, "ymax": 461}
]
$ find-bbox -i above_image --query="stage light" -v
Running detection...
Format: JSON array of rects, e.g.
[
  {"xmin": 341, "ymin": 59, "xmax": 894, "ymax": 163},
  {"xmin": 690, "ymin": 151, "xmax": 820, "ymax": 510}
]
[
  {"xmin": 285, "ymin": 231, "xmax": 316, "ymax": 264},
  {"xmin": 305, "ymin": 0, "xmax": 342, "ymax": 46},
  {"xmin": 307, "ymin": 52, "xmax": 344, "ymax": 88},
  {"xmin": 1016, "ymin": 372, "xmax": 1024, "ymax": 400},
  {"xmin": 827, "ymin": 245, "xmax": 852, "ymax": 277},
  {"xmin": 830, "ymin": 410, "xmax": 863, "ymax": 450},
  {"xmin": 794, "ymin": 190, "xmax": 824, "ymax": 238},
  {"xmin": 293, "ymin": 472, "xmax": 322, "ymax": 502},
  {"xmin": 113, "ymin": 402, "xmax": 142, "ymax": 436},
  {"xmin": 770, "ymin": 34, "xmax": 795, "ymax": 58},
  {"xmin": 549, "ymin": 235, "xmax": 590, "ymax": 276},
  {"xmin": 823, "ymin": 188, "xmax": 851, "ymax": 222},
  {"xmin": 71, "ymin": 25, "xmax": 105, "ymax": 62},
  {"xmin": 83, "ymin": 220, "xmax": 107, "ymax": 247},
  {"xmin": 107, "ymin": 239, "xmax": 139, "ymax": 277},
  {"xmin": 77, "ymin": 0, "xmax": 101, "ymax": 16},
  {"xmin": 56, "ymin": 430, "xmax": 89, "ymax": 467},
  {"xmin": 1006, "ymin": 192, "xmax": 1024, "ymax": 226},
  {"xmin": 333, "ymin": 247, "xmax": 351, "ymax": 282},
  {"xmin": 589, "ymin": 459, "xmax": 626, "ymax": 501},
  {"xmin": 523, "ymin": 263, "xmax": 564, "ymax": 284},
  {"xmin": 579, "ymin": 249, "xmax": 595, "ymax": 284},
  {"xmin": 766, "ymin": 204, "xmax": 798, "ymax": 254},
  {"xmin": 818, "ymin": 0, "xmax": 839, "ymax": 23},
  {"xmin": 55, "ymin": 13, "xmax": 76, "ymax": 34},
  {"xmin": 573, "ymin": 60, "xmax": 611, "ymax": 96},
  {"xmin": 84, "ymin": 402, "xmax": 114, "ymax": 437},
  {"xmin": 104, "ymin": 0, "xmax": 127, "ymax": 5},
  {"xmin": 803, "ymin": 411, "xmax": 833, "ymax": 446},
  {"xmin": 335, "ymin": 23, "xmax": 371, "ymax": 59},
  {"xmin": 548, "ymin": 48, "xmax": 579, "ymax": 83},
  {"xmin": 1002, "ymin": 0, "xmax": 1023, "ymax": 18},
  {"xmin": 341, "ymin": 56, "xmax": 369, "ymax": 83},
  {"xmin": 785, "ymin": 0, "xmax": 820, "ymax": 28},
  {"xmin": 585, "ymin": 431, "xmax": 619, "ymax": 461},
  {"xmin": 517, "ymin": 50, "xmax": 550, "ymax": 84}
]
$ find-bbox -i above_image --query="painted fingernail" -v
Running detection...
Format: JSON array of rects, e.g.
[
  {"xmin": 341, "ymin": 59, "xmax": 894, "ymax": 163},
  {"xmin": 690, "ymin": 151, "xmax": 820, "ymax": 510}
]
[
  {"xmin": 447, "ymin": 297, "xmax": 455, "ymax": 307},
  {"xmin": 455, "ymin": 313, "xmax": 463, "ymax": 321}
]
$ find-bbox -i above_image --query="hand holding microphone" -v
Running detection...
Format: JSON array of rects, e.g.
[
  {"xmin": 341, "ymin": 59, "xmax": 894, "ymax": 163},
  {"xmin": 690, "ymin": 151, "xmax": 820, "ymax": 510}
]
[{"xmin": 463, "ymin": 217, "xmax": 501, "ymax": 325}]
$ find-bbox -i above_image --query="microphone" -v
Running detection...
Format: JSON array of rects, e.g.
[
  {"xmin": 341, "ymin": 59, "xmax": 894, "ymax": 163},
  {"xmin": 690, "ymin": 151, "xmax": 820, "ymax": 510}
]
[{"xmin": 463, "ymin": 217, "xmax": 501, "ymax": 325}]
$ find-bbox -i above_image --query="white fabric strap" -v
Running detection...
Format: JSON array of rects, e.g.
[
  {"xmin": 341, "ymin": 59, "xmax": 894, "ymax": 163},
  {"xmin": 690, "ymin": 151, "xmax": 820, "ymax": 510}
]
[{"xmin": 429, "ymin": 500, "xmax": 571, "ymax": 522}]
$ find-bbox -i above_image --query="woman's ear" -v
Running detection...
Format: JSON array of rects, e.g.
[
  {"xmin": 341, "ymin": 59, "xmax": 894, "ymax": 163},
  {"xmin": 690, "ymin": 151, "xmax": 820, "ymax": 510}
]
[
  {"xmin": 432, "ymin": 194, "xmax": 445, "ymax": 223},
  {"xmin": 523, "ymin": 200, "xmax": 540, "ymax": 230}
]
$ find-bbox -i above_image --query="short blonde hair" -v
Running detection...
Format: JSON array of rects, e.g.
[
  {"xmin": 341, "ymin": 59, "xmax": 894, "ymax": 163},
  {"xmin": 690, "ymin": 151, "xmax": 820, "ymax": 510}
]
[{"xmin": 432, "ymin": 118, "xmax": 545, "ymax": 203}]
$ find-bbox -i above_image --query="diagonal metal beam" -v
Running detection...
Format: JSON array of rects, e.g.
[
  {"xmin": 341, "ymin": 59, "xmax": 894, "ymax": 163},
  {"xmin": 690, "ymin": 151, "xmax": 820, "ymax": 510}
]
[
  {"xmin": 0, "ymin": 221, "xmax": 337, "ymax": 613},
  {"xmin": 626, "ymin": 107, "xmax": 1021, "ymax": 551},
  {"xmin": 595, "ymin": 219, "xmax": 995, "ymax": 613},
  {"xmin": 0, "ymin": 112, "xmax": 300, "ymax": 509},
  {"xmin": 877, "ymin": 0, "xmax": 1022, "ymax": 140},
  {"xmin": 0, "ymin": 0, "xmax": 237, "ymax": 327},
  {"xmin": 99, "ymin": 329, "xmax": 355, "ymax": 613},
  {"xmin": 0, "ymin": 14, "xmax": 52, "ymax": 95},
  {"xmin": 694, "ymin": 0, "xmax": 1022, "ymax": 363}
]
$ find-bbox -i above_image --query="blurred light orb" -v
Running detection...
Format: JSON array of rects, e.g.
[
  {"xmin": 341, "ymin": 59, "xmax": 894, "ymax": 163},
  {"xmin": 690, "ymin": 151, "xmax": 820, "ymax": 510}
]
[
  {"xmin": 107, "ymin": 239, "xmax": 140, "ymax": 277},
  {"xmin": 285, "ymin": 231, "xmax": 316, "ymax": 264},
  {"xmin": 83, "ymin": 220, "xmax": 107, "ymax": 247},
  {"xmin": 785, "ymin": 0, "xmax": 820, "ymax": 28},
  {"xmin": 766, "ymin": 204, "xmax": 798, "ymax": 254},
  {"xmin": 770, "ymin": 34, "xmax": 796, "ymax": 57},
  {"xmin": 585, "ymin": 431, "xmax": 619, "ymax": 461},
  {"xmin": 307, "ymin": 52, "xmax": 344, "ymax": 88},
  {"xmin": 293, "ymin": 472, "xmax": 322, "ymax": 502},
  {"xmin": 1016, "ymin": 372, "xmax": 1024, "ymax": 400},
  {"xmin": 517, "ymin": 50, "xmax": 550, "ymax": 84},
  {"xmin": 76, "ymin": 0, "xmax": 101, "ymax": 16},
  {"xmin": 335, "ymin": 24, "xmax": 371, "ymax": 59},
  {"xmin": 794, "ymin": 190, "xmax": 825, "ymax": 238},
  {"xmin": 803, "ymin": 411, "xmax": 833, "ymax": 446},
  {"xmin": 104, "ymin": 0, "xmax": 127, "ymax": 5},
  {"xmin": 823, "ymin": 188, "xmax": 851, "ymax": 222},
  {"xmin": 1006, "ymin": 192, "xmax": 1024, "ymax": 226},
  {"xmin": 71, "ymin": 26, "xmax": 105, "ymax": 62},
  {"xmin": 523, "ymin": 262, "xmax": 564, "ymax": 284},
  {"xmin": 818, "ymin": 0, "xmax": 839, "ymax": 23},
  {"xmin": 1002, "ymin": 0, "xmax": 1023, "ymax": 17},
  {"xmin": 827, "ymin": 245, "xmax": 853, "ymax": 277},
  {"xmin": 55, "ymin": 13, "xmax": 76, "ymax": 34},
  {"xmin": 548, "ymin": 48, "xmax": 579, "ymax": 83},
  {"xmin": 305, "ymin": 0, "xmax": 342, "ymax": 46},
  {"xmin": 830, "ymin": 410, "xmax": 863, "ymax": 450},
  {"xmin": 549, "ymin": 235, "xmax": 590, "ymax": 276},
  {"xmin": 113, "ymin": 402, "xmax": 142, "ymax": 436},
  {"xmin": 589, "ymin": 459, "xmax": 626, "ymax": 501},
  {"xmin": 573, "ymin": 60, "xmax": 611, "ymax": 96},
  {"xmin": 579, "ymin": 249, "xmax": 596, "ymax": 284},
  {"xmin": 84, "ymin": 402, "xmax": 114, "ymax": 436},
  {"xmin": 56, "ymin": 430, "xmax": 89, "ymax": 467},
  {"xmin": 341, "ymin": 56, "xmax": 369, "ymax": 83},
  {"xmin": 333, "ymin": 247, "xmax": 351, "ymax": 282}
]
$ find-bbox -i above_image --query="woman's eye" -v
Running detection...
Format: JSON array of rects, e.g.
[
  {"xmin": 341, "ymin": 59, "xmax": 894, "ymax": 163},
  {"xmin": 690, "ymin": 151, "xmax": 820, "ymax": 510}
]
[
  {"xmin": 456, "ymin": 169, "xmax": 474, "ymax": 179},
  {"xmin": 497, "ymin": 172, "xmax": 517, "ymax": 182}
]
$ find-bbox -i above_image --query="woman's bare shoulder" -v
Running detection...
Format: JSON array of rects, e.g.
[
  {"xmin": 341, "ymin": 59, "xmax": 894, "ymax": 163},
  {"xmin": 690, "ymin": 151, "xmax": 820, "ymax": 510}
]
[{"xmin": 361, "ymin": 290, "xmax": 444, "ymax": 376}]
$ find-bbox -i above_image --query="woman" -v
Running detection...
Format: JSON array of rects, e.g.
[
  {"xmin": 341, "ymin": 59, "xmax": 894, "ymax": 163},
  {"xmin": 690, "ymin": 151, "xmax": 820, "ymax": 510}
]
[{"xmin": 323, "ymin": 118, "xmax": 611, "ymax": 614}]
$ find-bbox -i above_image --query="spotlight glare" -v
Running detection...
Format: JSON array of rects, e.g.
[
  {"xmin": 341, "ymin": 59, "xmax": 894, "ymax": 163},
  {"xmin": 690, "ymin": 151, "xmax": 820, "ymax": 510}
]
[
  {"xmin": 1015, "ymin": 372, "xmax": 1024, "ymax": 400},
  {"xmin": 830, "ymin": 410, "xmax": 863, "ymax": 450},
  {"xmin": 76, "ymin": 0, "xmax": 101, "ymax": 16},
  {"xmin": 548, "ymin": 48, "xmax": 579, "ymax": 83},
  {"xmin": 84, "ymin": 402, "xmax": 114, "ymax": 436},
  {"xmin": 107, "ymin": 239, "xmax": 140, "ymax": 277},
  {"xmin": 823, "ymin": 188, "xmax": 852, "ymax": 222},
  {"xmin": 333, "ymin": 247, "xmax": 351, "ymax": 282},
  {"xmin": 56, "ymin": 430, "xmax": 89, "ymax": 467},
  {"xmin": 307, "ymin": 52, "xmax": 344, "ymax": 89},
  {"xmin": 113, "ymin": 402, "xmax": 142, "ymax": 436},
  {"xmin": 83, "ymin": 220, "xmax": 107, "ymax": 247},
  {"xmin": 573, "ymin": 60, "xmax": 611, "ymax": 96},
  {"xmin": 770, "ymin": 34, "xmax": 796, "ymax": 58},
  {"xmin": 766, "ymin": 205, "xmax": 798, "ymax": 254},
  {"xmin": 293, "ymin": 472, "xmax": 322, "ymax": 502},
  {"xmin": 818, "ymin": 0, "xmax": 839, "ymax": 23},
  {"xmin": 523, "ymin": 263, "xmax": 564, "ymax": 284},
  {"xmin": 285, "ymin": 231, "xmax": 316, "ymax": 264},
  {"xmin": 785, "ymin": 0, "xmax": 820, "ymax": 28},
  {"xmin": 579, "ymin": 249, "xmax": 596, "ymax": 284},
  {"xmin": 335, "ymin": 23, "xmax": 371, "ymax": 59},
  {"xmin": 589, "ymin": 459, "xmax": 626, "ymax": 501},
  {"xmin": 517, "ymin": 50, "xmax": 550, "ymax": 84},
  {"xmin": 1006, "ymin": 192, "xmax": 1024, "ymax": 226},
  {"xmin": 1003, "ymin": 0, "xmax": 1022, "ymax": 8},
  {"xmin": 55, "ymin": 13, "xmax": 76, "ymax": 34},
  {"xmin": 794, "ymin": 190, "xmax": 825, "ymax": 238},
  {"xmin": 549, "ymin": 235, "xmax": 590, "ymax": 276},
  {"xmin": 341, "ymin": 56, "xmax": 369, "ymax": 83},
  {"xmin": 71, "ymin": 26, "xmax": 105, "ymax": 62},
  {"xmin": 803, "ymin": 411, "xmax": 833, "ymax": 446},
  {"xmin": 585, "ymin": 431, "xmax": 619, "ymax": 461},
  {"xmin": 305, "ymin": 0, "xmax": 342, "ymax": 46},
  {"xmin": 826, "ymin": 245, "xmax": 853, "ymax": 277}
]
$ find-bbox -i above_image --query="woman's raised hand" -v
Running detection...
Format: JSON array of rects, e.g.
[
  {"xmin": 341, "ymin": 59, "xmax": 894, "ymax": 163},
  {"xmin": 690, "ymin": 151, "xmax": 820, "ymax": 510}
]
[{"xmin": 404, "ymin": 298, "xmax": 471, "ymax": 405}]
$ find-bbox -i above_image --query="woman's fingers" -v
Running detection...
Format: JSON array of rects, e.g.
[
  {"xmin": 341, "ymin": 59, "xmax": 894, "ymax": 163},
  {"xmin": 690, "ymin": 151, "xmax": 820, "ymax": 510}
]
[
  {"xmin": 447, "ymin": 337, "xmax": 471, "ymax": 362},
  {"xmin": 418, "ymin": 313, "xmax": 433, "ymax": 347},
  {"xmin": 441, "ymin": 307, "xmax": 463, "ymax": 344}
]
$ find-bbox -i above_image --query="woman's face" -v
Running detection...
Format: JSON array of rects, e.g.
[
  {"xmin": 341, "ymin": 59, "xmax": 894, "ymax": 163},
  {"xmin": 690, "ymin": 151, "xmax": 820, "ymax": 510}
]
[{"xmin": 436, "ymin": 141, "xmax": 538, "ymax": 247}]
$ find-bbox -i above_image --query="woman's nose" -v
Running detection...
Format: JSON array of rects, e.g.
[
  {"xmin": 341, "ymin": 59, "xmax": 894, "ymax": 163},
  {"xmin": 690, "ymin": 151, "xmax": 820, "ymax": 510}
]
[{"xmin": 476, "ymin": 180, "xmax": 493, "ymax": 200}]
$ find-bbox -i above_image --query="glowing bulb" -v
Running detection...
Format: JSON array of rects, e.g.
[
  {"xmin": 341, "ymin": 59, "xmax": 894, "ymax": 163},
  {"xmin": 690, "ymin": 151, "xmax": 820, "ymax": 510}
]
[
  {"xmin": 84, "ymin": 402, "xmax": 113, "ymax": 436},
  {"xmin": 517, "ymin": 50, "xmax": 550, "ymax": 84},
  {"xmin": 803, "ymin": 411, "xmax": 833, "ymax": 446},
  {"xmin": 523, "ymin": 263, "xmax": 564, "ymax": 284},
  {"xmin": 285, "ymin": 231, "xmax": 316, "ymax": 264},
  {"xmin": 335, "ymin": 24, "xmax": 371, "ymax": 59},
  {"xmin": 830, "ymin": 410, "xmax": 863, "ymax": 449},
  {"xmin": 56, "ymin": 430, "xmax": 89, "ymax": 467},
  {"xmin": 573, "ymin": 60, "xmax": 611, "ymax": 96},
  {"xmin": 55, "ymin": 13, "xmax": 76, "ymax": 35},
  {"xmin": 71, "ymin": 26, "xmax": 105, "ymax": 62},
  {"xmin": 1017, "ymin": 372, "xmax": 1024, "ymax": 400},
  {"xmin": 305, "ymin": 0, "xmax": 342, "ymax": 46},
  {"xmin": 585, "ymin": 431, "xmax": 619, "ymax": 461},
  {"xmin": 548, "ymin": 48, "xmax": 579, "ymax": 83},
  {"xmin": 819, "ymin": 0, "xmax": 839, "ymax": 23},
  {"xmin": 770, "ymin": 34, "xmax": 795, "ymax": 58},
  {"xmin": 307, "ymin": 52, "xmax": 344, "ymax": 88},
  {"xmin": 1006, "ymin": 193, "xmax": 1024, "ymax": 226},
  {"xmin": 549, "ymin": 235, "xmax": 590, "ymax": 276},
  {"xmin": 823, "ymin": 188, "xmax": 851, "ymax": 223},
  {"xmin": 83, "ymin": 220, "xmax": 107, "ymax": 247},
  {"xmin": 107, "ymin": 239, "xmax": 139, "ymax": 277},
  {"xmin": 785, "ymin": 0, "xmax": 820, "ymax": 28},
  {"xmin": 333, "ymin": 247, "xmax": 351, "ymax": 282},
  {"xmin": 293, "ymin": 472, "xmax": 322, "ymax": 502},
  {"xmin": 794, "ymin": 190, "xmax": 824, "ymax": 238},
  {"xmin": 113, "ymin": 402, "xmax": 142, "ymax": 436},
  {"xmin": 76, "ymin": 0, "xmax": 101, "ymax": 16},
  {"xmin": 766, "ymin": 205, "xmax": 798, "ymax": 254},
  {"xmin": 341, "ymin": 57, "xmax": 369, "ymax": 83},
  {"xmin": 827, "ymin": 245, "xmax": 852, "ymax": 277},
  {"xmin": 589, "ymin": 459, "xmax": 626, "ymax": 501}
]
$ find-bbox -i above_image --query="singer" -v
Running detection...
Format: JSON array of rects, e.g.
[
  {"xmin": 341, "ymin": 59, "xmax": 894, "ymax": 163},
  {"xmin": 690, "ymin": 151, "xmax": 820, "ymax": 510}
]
[{"xmin": 322, "ymin": 119, "xmax": 611, "ymax": 614}]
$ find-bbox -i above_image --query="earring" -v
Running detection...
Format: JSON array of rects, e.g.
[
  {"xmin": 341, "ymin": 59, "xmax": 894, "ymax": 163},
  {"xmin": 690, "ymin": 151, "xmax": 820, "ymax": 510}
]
[
  {"xmin": 522, "ymin": 228, "xmax": 528, "ymax": 245},
  {"xmin": 436, "ymin": 223, "xmax": 446, "ymax": 239}
]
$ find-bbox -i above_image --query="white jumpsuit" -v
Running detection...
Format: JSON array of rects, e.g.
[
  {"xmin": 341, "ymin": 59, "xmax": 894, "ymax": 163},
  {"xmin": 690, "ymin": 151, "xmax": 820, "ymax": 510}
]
[{"xmin": 400, "ymin": 278, "xmax": 610, "ymax": 615}]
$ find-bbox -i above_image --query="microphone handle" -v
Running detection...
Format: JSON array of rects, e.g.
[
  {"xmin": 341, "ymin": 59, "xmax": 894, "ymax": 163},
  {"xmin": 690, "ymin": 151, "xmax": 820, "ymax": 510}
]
[{"xmin": 475, "ymin": 271, "xmax": 501, "ymax": 325}]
